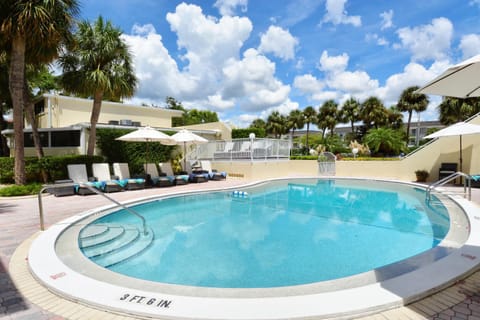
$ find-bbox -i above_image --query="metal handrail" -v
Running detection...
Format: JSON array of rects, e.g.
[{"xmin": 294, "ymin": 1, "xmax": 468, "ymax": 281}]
[
  {"xmin": 38, "ymin": 182, "xmax": 148, "ymax": 235},
  {"xmin": 426, "ymin": 171, "xmax": 472, "ymax": 202}
]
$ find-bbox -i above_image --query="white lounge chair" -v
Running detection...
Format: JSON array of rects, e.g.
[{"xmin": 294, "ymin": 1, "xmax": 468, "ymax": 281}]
[
  {"xmin": 144, "ymin": 163, "xmax": 174, "ymax": 187},
  {"xmin": 113, "ymin": 163, "xmax": 145, "ymax": 190},
  {"xmin": 200, "ymin": 160, "xmax": 226, "ymax": 180},
  {"xmin": 92, "ymin": 163, "xmax": 123, "ymax": 193},
  {"xmin": 67, "ymin": 164, "xmax": 99, "ymax": 195},
  {"xmin": 158, "ymin": 162, "xmax": 189, "ymax": 185}
]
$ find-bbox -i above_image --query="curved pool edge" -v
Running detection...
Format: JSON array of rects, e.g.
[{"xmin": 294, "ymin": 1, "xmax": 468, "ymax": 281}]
[{"xmin": 27, "ymin": 178, "xmax": 480, "ymax": 319}]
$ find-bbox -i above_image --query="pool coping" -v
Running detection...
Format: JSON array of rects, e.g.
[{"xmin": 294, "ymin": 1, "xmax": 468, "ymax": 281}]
[{"xmin": 27, "ymin": 178, "xmax": 480, "ymax": 319}]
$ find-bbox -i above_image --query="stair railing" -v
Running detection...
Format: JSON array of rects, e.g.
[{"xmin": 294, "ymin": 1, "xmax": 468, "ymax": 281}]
[
  {"xmin": 38, "ymin": 182, "xmax": 148, "ymax": 235},
  {"xmin": 426, "ymin": 171, "xmax": 472, "ymax": 202}
]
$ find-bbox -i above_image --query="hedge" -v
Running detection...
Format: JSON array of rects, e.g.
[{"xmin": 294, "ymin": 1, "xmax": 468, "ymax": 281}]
[{"xmin": 0, "ymin": 155, "xmax": 104, "ymax": 184}]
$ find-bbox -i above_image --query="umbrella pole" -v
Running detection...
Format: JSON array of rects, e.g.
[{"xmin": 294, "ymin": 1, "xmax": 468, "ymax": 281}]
[
  {"xmin": 460, "ymin": 135, "xmax": 463, "ymax": 172},
  {"xmin": 183, "ymin": 141, "xmax": 187, "ymax": 171}
]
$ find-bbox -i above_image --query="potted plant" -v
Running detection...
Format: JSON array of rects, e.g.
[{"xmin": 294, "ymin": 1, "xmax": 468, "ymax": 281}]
[{"xmin": 415, "ymin": 169, "xmax": 429, "ymax": 182}]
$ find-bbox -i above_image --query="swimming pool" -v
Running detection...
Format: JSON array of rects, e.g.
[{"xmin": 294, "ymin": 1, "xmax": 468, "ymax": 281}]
[
  {"xmin": 28, "ymin": 178, "xmax": 480, "ymax": 319},
  {"xmin": 81, "ymin": 179, "xmax": 450, "ymax": 288}
]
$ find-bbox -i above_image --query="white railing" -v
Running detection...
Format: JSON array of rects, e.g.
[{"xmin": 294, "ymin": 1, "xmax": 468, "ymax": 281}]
[{"xmin": 194, "ymin": 138, "xmax": 291, "ymax": 161}]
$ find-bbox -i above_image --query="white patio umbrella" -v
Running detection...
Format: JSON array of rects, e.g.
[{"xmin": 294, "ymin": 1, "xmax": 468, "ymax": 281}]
[
  {"xmin": 170, "ymin": 129, "xmax": 208, "ymax": 169},
  {"xmin": 416, "ymin": 54, "xmax": 480, "ymax": 98},
  {"xmin": 116, "ymin": 126, "xmax": 176, "ymax": 173},
  {"xmin": 424, "ymin": 121, "xmax": 480, "ymax": 172}
]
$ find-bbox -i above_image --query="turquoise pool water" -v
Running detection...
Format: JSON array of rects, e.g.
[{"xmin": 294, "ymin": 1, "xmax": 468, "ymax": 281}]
[{"xmin": 81, "ymin": 179, "xmax": 450, "ymax": 288}]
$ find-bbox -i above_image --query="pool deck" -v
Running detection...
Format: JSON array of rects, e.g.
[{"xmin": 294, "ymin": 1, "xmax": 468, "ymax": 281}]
[{"xmin": 1, "ymin": 179, "xmax": 480, "ymax": 320}]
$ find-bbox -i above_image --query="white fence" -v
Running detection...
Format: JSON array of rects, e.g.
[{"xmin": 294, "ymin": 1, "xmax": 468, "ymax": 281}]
[{"xmin": 194, "ymin": 138, "xmax": 291, "ymax": 161}]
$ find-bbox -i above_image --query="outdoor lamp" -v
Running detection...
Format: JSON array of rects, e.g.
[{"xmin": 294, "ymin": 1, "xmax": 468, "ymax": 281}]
[{"xmin": 352, "ymin": 148, "xmax": 359, "ymax": 158}]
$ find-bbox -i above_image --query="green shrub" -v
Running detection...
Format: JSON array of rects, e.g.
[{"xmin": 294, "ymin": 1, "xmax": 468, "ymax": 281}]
[
  {"xmin": 232, "ymin": 128, "xmax": 266, "ymax": 138},
  {"xmin": 0, "ymin": 183, "xmax": 43, "ymax": 196},
  {"xmin": 0, "ymin": 155, "xmax": 104, "ymax": 184}
]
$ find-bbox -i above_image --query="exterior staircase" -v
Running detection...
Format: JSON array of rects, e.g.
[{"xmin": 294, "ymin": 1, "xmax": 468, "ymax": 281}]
[{"xmin": 79, "ymin": 223, "xmax": 154, "ymax": 267}]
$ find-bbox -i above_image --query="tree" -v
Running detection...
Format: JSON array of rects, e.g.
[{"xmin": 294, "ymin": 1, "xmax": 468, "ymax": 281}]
[
  {"xmin": 364, "ymin": 127, "xmax": 405, "ymax": 156},
  {"xmin": 396, "ymin": 86, "xmax": 429, "ymax": 141},
  {"xmin": 0, "ymin": 52, "xmax": 11, "ymax": 156},
  {"xmin": 249, "ymin": 118, "xmax": 266, "ymax": 130},
  {"xmin": 266, "ymin": 111, "xmax": 287, "ymax": 138},
  {"xmin": 360, "ymin": 96, "xmax": 388, "ymax": 129},
  {"xmin": 60, "ymin": 16, "xmax": 137, "ymax": 156},
  {"xmin": 303, "ymin": 106, "xmax": 317, "ymax": 149},
  {"xmin": 1, "ymin": 0, "xmax": 79, "ymax": 184},
  {"xmin": 339, "ymin": 97, "xmax": 360, "ymax": 134},
  {"xmin": 386, "ymin": 106, "xmax": 404, "ymax": 130},
  {"xmin": 317, "ymin": 100, "xmax": 338, "ymax": 138},
  {"xmin": 286, "ymin": 109, "xmax": 304, "ymax": 139},
  {"xmin": 438, "ymin": 97, "xmax": 480, "ymax": 125}
]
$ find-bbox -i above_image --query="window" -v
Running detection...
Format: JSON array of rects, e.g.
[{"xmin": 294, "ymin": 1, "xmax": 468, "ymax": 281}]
[{"xmin": 24, "ymin": 130, "xmax": 80, "ymax": 147}]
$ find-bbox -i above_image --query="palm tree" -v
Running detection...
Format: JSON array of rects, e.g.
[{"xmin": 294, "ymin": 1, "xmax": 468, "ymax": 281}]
[
  {"xmin": 266, "ymin": 111, "xmax": 287, "ymax": 138},
  {"xmin": 250, "ymin": 118, "xmax": 267, "ymax": 130},
  {"xmin": 396, "ymin": 86, "xmax": 429, "ymax": 142},
  {"xmin": 364, "ymin": 127, "xmax": 405, "ymax": 157},
  {"xmin": 286, "ymin": 109, "xmax": 305, "ymax": 139},
  {"xmin": 438, "ymin": 97, "xmax": 480, "ymax": 125},
  {"xmin": 0, "ymin": 0, "xmax": 79, "ymax": 184},
  {"xmin": 317, "ymin": 100, "xmax": 338, "ymax": 138},
  {"xmin": 339, "ymin": 97, "xmax": 360, "ymax": 135},
  {"xmin": 303, "ymin": 106, "xmax": 317, "ymax": 149},
  {"xmin": 60, "ymin": 16, "xmax": 137, "ymax": 156},
  {"xmin": 360, "ymin": 96, "xmax": 388, "ymax": 129}
]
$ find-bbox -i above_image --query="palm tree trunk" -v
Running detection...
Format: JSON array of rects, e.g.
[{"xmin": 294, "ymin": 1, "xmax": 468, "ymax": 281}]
[
  {"xmin": 306, "ymin": 123, "xmax": 310, "ymax": 149},
  {"xmin": 9, "ymin": 36, "xmax": 26, "ymax": 185},
  {"xmin": 406, "ymin": 110, "xmax": 413, "ymax": 142},
  {"xmin": 0, "ymin": 102, "xmax": 10, "ymax": 156},
  {"xmin": 23, "ymin": 80, "xmax": 48, "ymax": 182},
  {"xmin": 87, "ymin": 91, "xmax": 104, "ymax": 156}
]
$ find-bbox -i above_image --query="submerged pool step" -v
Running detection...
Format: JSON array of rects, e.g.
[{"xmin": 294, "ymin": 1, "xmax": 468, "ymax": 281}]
[
  {"xmin": 81, "ymin": 227, "xmax": 140, "ymax": 258},
  {"xmin": 91, "ymin": 227, "xmax": 154, "ymax": 268},
  {"xmin": 79, "ymin": 224, "xmax": 125, "ymax": 248}
]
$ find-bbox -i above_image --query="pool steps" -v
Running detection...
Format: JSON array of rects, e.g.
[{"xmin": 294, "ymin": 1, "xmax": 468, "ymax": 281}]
[{"xmin": 79, "ymin": 224, "xmax": 154, "ymax": 267}]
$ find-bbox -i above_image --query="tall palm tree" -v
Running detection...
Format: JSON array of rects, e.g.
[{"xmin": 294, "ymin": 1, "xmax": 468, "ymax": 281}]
[
  {"xmin": 339, "ymin": 97, "xmax": 360, "ymax": 134},
  {"xmin": 60, "ymin": 16, "xmax": 137, "ymax": 156},
  {"xmin": 396, "ymin": 86, "xmax": 429, "ymax": 142},
  {"xmin": 303, "ymin": 106, "xmax": 317, "ymax": 149},
  {"xmin": 360, "ymin": 96, "xmax": 388, "ymax": 129},
  {"xmin": 286, "ymin": 109, "xmax": 305, "ymax": 139},
  {"xmin": 317, "ymin": 100, "xmax": 338, "ymax": 138},
  {"xmin": 0, "ymin": 0, "xmax": 79, "ymax": 184},
  {"xmin": 266, "ymin": 111, "xmax": 287, "ymax": 138}
]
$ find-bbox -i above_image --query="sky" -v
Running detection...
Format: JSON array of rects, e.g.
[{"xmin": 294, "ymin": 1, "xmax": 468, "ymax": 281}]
[{"xmin": 79, "ymin": 0, "xmax": 480, "ymax": 128}]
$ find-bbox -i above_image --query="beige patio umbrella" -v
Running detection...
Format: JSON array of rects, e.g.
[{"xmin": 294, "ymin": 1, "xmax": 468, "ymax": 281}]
[
  {"xmin": 116, "ymin": 126, "xmax": 176, "ymax": 173},
  {"xmin": 170, "ymin": 129, "xmax": 208, "ymax": 169},
  {"xmin": 424, "ymin": 121, "xmax": 480, "ymax": 172},
  {"xmin": 417, "ymin": 54, "xmax": 480, "ymax": 98}
]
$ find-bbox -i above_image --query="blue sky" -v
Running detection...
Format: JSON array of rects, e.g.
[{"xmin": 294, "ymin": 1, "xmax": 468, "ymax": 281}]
[{"xmin": 79, "ymin": 0, "xmax": 480, "ymax": 127}]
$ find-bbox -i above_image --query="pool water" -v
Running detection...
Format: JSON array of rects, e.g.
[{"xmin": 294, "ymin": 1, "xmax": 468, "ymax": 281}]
[{"xmin": 82, "ymin": 179, "xmax": 450, "ymax": 288}]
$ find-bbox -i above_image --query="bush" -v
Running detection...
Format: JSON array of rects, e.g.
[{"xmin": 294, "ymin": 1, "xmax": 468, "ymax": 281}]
[
  {"xmin": 0, "ymin": 155, "xmax": 104, "ymax": 184},
  {"xmin": 232, "ymin": 128, "xmax": 266, "ymax": 139},
  {"xmin": 0, "ymin": 183, "xmax": 43, "ymax": 196}
]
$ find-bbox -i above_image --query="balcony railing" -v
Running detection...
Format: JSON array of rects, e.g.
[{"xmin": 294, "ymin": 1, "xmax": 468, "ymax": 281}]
[{"xmin": 193, "ymin": 138, "xmax": 291, "ymax": 161}]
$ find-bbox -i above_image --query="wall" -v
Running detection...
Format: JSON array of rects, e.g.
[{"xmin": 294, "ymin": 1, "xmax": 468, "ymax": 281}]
[{"xmin": 38, "ymin": 95, "xmax": 182, "ymax": 129}]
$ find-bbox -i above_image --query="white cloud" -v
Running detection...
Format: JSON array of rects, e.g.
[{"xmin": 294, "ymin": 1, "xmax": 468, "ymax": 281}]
[
  {"xmin": 214, "ymin": 0, "xmax": 248, "ymax": 16},
  {"xmin": 222, "ymin": 49, "xmax": 291, "ymax": 111},
  {"xmin": 258, "ymin": 25, "xmax": 299, "ymax": 61},
  {"xmin": 318, "ymin": 51, "xmax": 349, "ymax": 73},
  {"xmin": 396, "ymin": 17, "xmax": 453, "ymax": 62},
  {"xmin": 459, "ymin": 34, "xmax": 480, "ymax": 59},
  {"xmin": 365, "ymin": 33, "xmax": 389, "ymax": 46},
  {"xmin": 375, "ymin": 60, "xmax": 451, "ymax": 117},
  {"xmin": 322, "ymin": 0, "xmax": 361, "ymax": 27},
  {"xmin": 380, "ymin": 10, "xmax": 393, "ymax": 30},
  {"xmin": 293, "ymin": 74, "xmax": 325, "ymax": 94}
]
